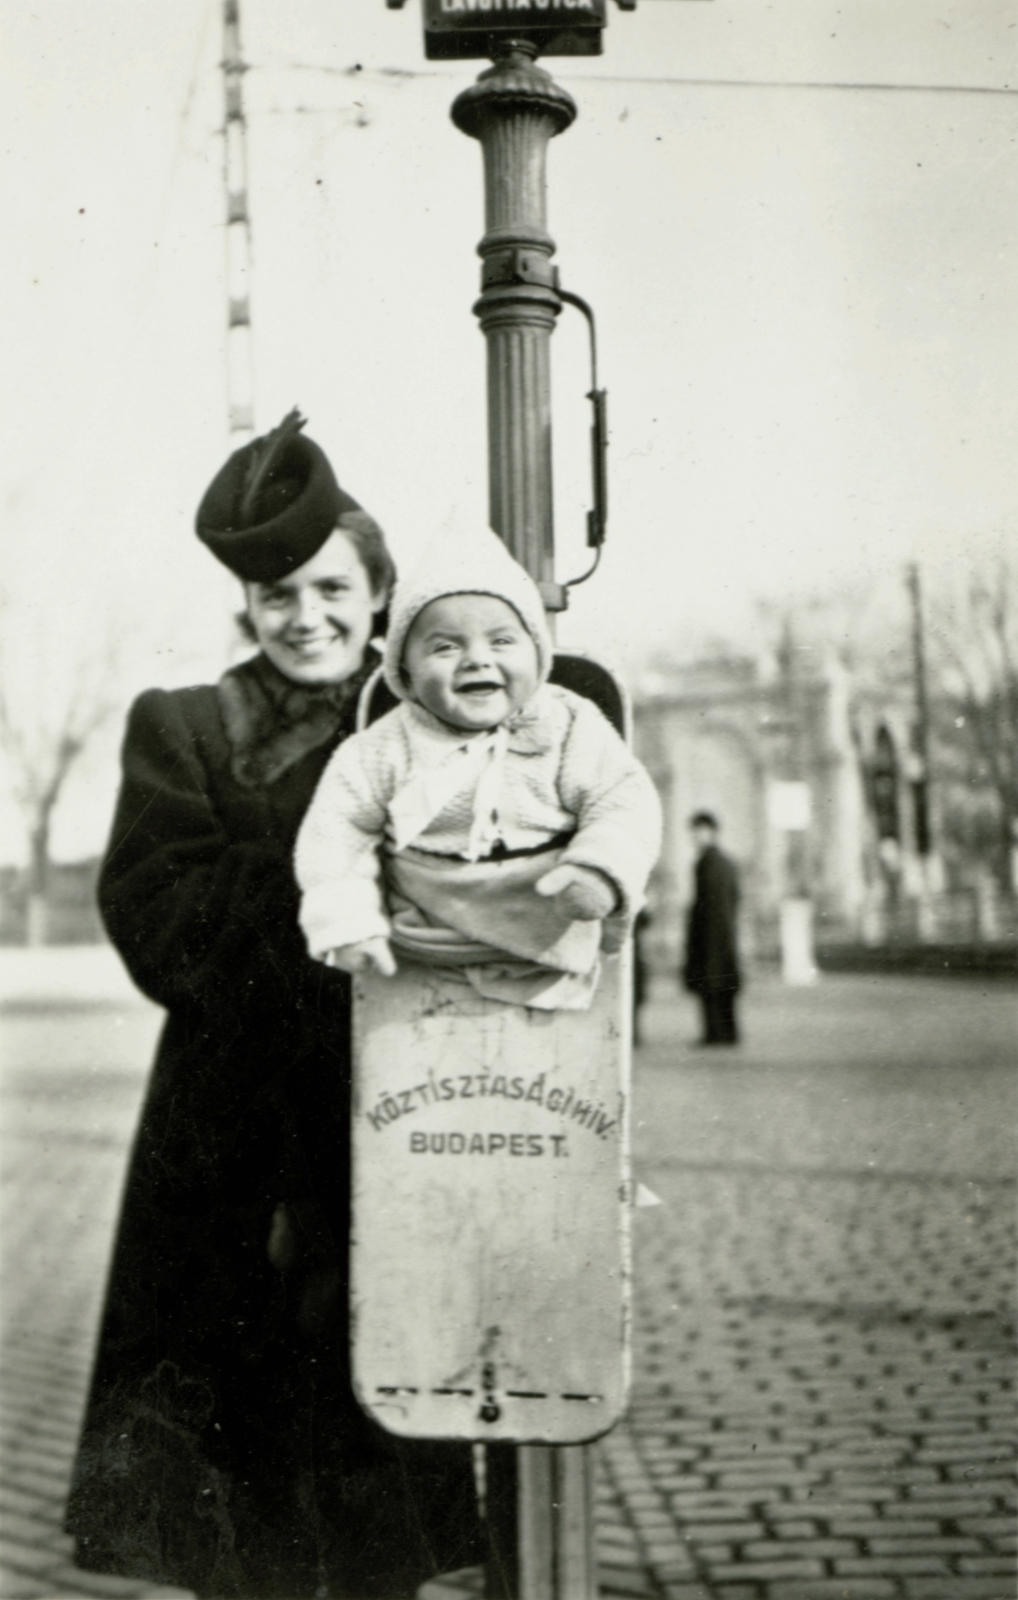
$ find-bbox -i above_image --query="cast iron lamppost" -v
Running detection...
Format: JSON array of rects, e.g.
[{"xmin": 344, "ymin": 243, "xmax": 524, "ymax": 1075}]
[
  {"xmin": 388, "ymin": 6, "xmax": 636, "ymax": 1596},
  {"xmin": 393, "ymin": 0, "xmax": 619, "ymax": 615}
]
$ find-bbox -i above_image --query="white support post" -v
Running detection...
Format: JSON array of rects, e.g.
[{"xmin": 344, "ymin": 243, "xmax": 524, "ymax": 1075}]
[{"xmin": 222, "ymin": 0, "xmax": 254, "ymax": 446}]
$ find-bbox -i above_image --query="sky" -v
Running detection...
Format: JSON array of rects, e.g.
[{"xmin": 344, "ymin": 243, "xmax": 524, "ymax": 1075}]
[{"xmin": 1, "ymin": 0, "xmax": 1015, "ymax": 863}]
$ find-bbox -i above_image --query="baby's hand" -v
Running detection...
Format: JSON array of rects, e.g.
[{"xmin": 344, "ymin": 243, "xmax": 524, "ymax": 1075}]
[
  {"xmin": 535, "ymin": 864, "xmax": 618, "ymax": 922},
  {"xmin": 326, "ymin": 937, "xmax": 397, "ymax": 978}
]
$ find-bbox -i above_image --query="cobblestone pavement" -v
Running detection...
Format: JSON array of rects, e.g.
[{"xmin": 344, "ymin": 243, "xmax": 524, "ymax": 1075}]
[
  {"xmin": 1, "ymin": 968, "xmax": 1015, "ymax": 1599},
  {"xmin": 1, "ymin": 1003, "xmax": 189, "ymax": 1600},
  {"xmin": 597, "ymin": 973, "xmax": 1017, "ymax": 1600}
]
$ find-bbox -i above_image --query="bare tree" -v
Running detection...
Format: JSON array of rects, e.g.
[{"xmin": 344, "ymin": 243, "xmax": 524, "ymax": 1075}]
[
  {"xmin": 0, "ymin": 621, "xmax": 124, "ymax": 944},
  {"xmin": 928, "ymin": 557, "xmax": 1018, "ymax": 891}
]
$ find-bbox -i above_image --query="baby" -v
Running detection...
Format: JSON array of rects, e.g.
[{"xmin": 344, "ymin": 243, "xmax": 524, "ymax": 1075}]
[{"xmin": 295, "ymin": 529, "xmax": 662, "ymax": 1010}]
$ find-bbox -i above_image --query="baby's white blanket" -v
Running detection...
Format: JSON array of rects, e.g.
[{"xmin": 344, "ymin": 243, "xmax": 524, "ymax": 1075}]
[{"xmin": 387, "ymin": 844, "xmax": 602, "ymax": 1011}]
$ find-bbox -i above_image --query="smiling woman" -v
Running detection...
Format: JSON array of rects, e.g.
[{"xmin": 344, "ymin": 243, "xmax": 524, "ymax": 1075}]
[
  {"xmin": 245, "ymin": 523, "xmax": 389, "ymax": 686},
  {"xmin": 64, "ymin": 413, "xmax": 483, "ymax": 1599}
]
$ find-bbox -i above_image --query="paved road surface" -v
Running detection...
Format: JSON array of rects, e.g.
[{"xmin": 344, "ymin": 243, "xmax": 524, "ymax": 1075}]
[{"xmin": 1, "ymin": 964, "xmax": 1014, "ymax": 1599}]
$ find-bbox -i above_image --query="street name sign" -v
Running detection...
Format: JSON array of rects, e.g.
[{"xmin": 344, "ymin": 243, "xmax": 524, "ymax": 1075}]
[{"xmin": 420, "ymin": 0, "xmax": 608, "ymax": 57}]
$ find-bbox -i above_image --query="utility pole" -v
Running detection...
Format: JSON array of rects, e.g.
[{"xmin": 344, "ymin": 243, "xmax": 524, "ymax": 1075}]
[
  {"xmin": 222, "ymin": 0, "xmax": 254, "ymax": 446},
  {"xmin": 451, "ymin": 41, "xmax": 589, "ymax": 1600},
  {"xmin": 906, "ymin": 562, "xmax": 932, "ymax": 857},
  {"xmin": 906, "ymin": 561, "xmax": 937, "ymax": 937}
]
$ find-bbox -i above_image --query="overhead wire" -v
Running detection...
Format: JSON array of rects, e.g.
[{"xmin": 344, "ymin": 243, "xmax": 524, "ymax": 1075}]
[{"xmin": 261, "ymin": 59, "xmax": 1015, "ymax": 96}]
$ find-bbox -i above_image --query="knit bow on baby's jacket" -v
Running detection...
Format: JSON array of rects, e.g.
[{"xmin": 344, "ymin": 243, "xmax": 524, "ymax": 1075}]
[{"xmin": 387, "ymin": 701, "xmax": 555, "ymax": 863}]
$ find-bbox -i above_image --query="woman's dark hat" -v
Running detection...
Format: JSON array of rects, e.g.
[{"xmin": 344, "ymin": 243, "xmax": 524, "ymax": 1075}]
[{"xmin": 196, "ymin": 409, "xmax": 361, "ymax": 582}]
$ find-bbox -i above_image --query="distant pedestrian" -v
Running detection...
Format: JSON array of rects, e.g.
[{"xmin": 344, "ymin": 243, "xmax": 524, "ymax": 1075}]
[{"xmin": 682, "ymin": 811, "xmax": 741, "ymax": 1045}]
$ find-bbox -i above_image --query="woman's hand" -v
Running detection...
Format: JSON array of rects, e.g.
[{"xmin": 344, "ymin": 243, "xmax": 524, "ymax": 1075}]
[
  {"xmin": 326, "ymin": 937, "xmax": 397, "ymax": 977},
  {"xmin": 535, "ymin": 864, "xmax": 618, "ymax": 922}
]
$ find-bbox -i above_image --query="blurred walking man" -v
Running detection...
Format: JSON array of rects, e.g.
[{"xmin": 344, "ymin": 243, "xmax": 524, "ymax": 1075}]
[{"xmin": 682, "ymin": 811, "xmax": 741, "ymax": 1045}]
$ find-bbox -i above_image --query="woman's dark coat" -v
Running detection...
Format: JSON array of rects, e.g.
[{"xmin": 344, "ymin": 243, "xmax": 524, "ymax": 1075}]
[
  {"xmin": 682, "ymin": 843, "xmax": 741, "ymax": 995},
  {"xmin": 65, "ymin": 657, "xmax": 483, "ymax": 1600}
]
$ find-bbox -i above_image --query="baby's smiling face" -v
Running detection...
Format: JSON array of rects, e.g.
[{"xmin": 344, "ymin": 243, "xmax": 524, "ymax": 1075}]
[{"xmin": 402, "ymin": 593, "xmax": 540, "ymax": 731}]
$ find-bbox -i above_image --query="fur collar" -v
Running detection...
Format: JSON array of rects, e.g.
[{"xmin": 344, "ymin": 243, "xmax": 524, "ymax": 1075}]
[{"xmin": 217, "ymin": 650, "xmax": 375, "ymax": 788}]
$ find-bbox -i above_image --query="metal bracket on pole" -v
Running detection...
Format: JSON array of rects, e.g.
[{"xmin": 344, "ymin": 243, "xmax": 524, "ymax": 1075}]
[{"xmin": 557, "ymin": 286, "xmax": 608, "ymax": 580}]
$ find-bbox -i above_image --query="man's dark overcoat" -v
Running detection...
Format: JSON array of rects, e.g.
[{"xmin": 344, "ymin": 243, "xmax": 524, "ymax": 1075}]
[
  {"xmin": 682, "ymin": 843, "xmax": 741, "ymax": 996},
  {"xmin": 65, "ymin": 655, "xmax": 482, "ymax": 1600}
]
